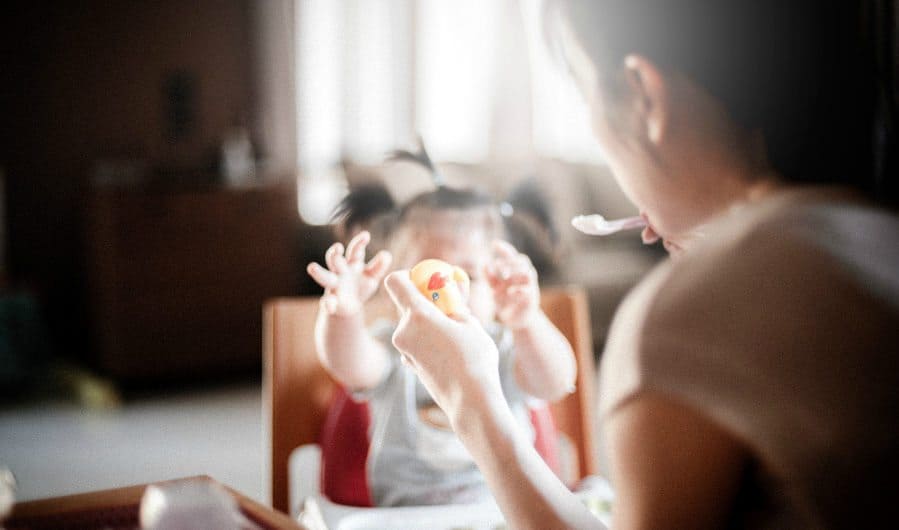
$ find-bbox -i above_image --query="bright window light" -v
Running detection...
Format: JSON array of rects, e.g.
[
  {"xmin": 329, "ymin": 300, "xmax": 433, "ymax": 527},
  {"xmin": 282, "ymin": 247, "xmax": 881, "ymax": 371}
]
[
  {"xmin": 295, "ymin": 0, "xmax": 343, "ymax": 170},
  {"xmin": 521, "ymin": 0, "xmax": 605, "ymax": 164},
  {"xmin": 415, "ymin": 0, "xmax": 497, "ymax": 162},
  {"xmin": 343, "ymin": 0, "xmax": 413, "ymax": 163},
  {"xmin": 293, "ymin": 0, "xmax": 605, "ymax": 176}
]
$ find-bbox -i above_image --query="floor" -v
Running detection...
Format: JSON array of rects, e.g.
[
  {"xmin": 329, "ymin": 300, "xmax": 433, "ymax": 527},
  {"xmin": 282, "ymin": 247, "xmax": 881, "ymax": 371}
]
[
  {"xmin": 1, "ymin": 371, "xmax": 607, "ymax": 508},
  {"xmin": 0, "ymin": 380, "xmax": 266, "ymax": 503}
]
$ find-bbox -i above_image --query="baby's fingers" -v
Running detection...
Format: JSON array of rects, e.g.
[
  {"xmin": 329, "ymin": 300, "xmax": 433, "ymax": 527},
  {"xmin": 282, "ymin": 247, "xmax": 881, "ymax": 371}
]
[
  {"xmin": 364, "ymin": 250, "xmax": 393, "ymax": 280},
  {"xmin": 307, "ymin": 262, "xmax": 339, "ymax": 289},
  {"xmin": 507, "ymin": 284, "xmax": 536, "ymax": 300},
  {"xmin": 325, "ymin": 242, "xmax": 348, "ymax": 273},
  {"xmin": 320, "ymin": 293, "xmax": 340, "ymax": 315},
  {"xmin": 485, "ymin": 262, "xmax": 532, "ymax": 290},
  {"xmin": 492, "ymin": 239, "xmax": 521, "ymax": 260},
  {"xmin": 345, "ymin": 231, "xmax": 371, "ymax": 266},
  {"xmin": 484, "ymin": 262, "xmax": 511, "ymax": 289},
  {"xmin": 503, "ymin": 271, "xmax": 532, "ymax": 287}
]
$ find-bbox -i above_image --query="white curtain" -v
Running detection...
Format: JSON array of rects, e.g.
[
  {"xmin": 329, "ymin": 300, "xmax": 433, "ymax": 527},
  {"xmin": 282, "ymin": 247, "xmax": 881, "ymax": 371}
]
[
  {"xmin": 292, "ymin": 0, "xmax": 604, "ymax": 219},
  {"xmin": 520, "ymin": 0, "xmax": 605, "ymax": 163}
]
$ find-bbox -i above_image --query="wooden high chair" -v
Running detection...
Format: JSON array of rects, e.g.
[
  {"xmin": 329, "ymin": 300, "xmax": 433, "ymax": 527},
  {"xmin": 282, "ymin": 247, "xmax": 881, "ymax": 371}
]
[{"xmin": 263, "ymin": 286, "xmax": 597, "ymax": 514}]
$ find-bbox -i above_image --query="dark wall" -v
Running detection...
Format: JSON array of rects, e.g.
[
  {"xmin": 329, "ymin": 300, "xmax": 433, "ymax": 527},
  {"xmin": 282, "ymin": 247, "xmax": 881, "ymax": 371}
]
[{"xmin": 0, "ymin": 1, "xmax": 253, "ymax": 362}]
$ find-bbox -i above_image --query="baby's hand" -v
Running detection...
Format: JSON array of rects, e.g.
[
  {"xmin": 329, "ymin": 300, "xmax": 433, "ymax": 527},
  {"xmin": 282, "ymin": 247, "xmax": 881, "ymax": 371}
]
[
  {"xmin": 307, "ymin": 231, "xmax": 393, "ymax": 316},
  {"xmin": 485, "ymin": 240, "xmax": 540, "ymax": 329}
]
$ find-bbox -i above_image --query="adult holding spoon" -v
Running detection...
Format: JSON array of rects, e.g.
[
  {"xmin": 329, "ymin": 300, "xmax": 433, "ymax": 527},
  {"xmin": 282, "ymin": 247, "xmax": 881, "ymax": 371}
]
[{"xmin": 386, "ymin": 1, "xmax": 899, "ymax": 528}]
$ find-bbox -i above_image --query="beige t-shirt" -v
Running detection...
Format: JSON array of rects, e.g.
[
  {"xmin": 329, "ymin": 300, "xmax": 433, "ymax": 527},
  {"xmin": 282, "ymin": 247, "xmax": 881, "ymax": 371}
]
[{"xmin": 600, "ymin": 187, "xmax": 899, "ymax": 529}]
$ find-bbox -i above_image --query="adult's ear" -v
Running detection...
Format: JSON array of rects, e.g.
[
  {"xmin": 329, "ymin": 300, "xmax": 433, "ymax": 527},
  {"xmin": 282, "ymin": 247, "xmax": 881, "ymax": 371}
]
[{"xmin": 623, "ymin": 54, "xmax": 670, "ymax": 146}]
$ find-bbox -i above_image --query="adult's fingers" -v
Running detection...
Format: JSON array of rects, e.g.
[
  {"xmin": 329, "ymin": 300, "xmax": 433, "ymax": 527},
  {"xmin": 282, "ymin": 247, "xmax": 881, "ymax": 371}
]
[
  {"xmin": 307, "ymin": 262, "xmax": 339, "ymax": 289},
  {"xmin": 384, "ymin": 270, "xmax": 421, "ymax": 311},
  {"xmin": 345, "ymin": 231, "xmax": 370, "ymax": 266},
  {"xmin": 384, "ymin": 270, "xmax": 440, "ymax": 317}
]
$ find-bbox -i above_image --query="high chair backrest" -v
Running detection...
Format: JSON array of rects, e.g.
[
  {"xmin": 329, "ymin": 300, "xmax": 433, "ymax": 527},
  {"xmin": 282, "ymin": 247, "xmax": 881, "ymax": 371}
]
[{"xmin": 263, "ymin": 286, "xmax": 597, "ymax": 514}]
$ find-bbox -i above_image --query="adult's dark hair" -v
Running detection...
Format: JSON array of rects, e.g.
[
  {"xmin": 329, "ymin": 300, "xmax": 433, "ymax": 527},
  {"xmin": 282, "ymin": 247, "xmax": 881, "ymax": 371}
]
[{"xmin": 547, "ymin": 0, "xmax": 897, "ymax": 203}]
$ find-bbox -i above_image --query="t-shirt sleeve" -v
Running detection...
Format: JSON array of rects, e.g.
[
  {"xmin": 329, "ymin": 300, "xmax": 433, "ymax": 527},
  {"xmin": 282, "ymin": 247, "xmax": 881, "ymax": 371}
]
[
  {"xmin": 598, "ymin": 262, "xmax": 669, "ymax": 418},
  {"xmin": 599, "ymin": 220, "xmax": 876, "ymax": 466},
  {"xmin": 599, "ymin": 197, "xmax": 899, "ymax": 528}
]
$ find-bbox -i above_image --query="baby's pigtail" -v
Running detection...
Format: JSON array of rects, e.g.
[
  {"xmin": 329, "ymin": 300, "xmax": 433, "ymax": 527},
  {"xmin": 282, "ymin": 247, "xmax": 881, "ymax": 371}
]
[
  {"xmin": 330, "ymin": 183, "xmax": 397, "ymax": 246},
  {"xmin": 502, "ymin": 178, "xmax": 561, "ymax": 280},
  {"xmin": 387, "ymin": 135, "xmax": 445, "ymax": 188}
]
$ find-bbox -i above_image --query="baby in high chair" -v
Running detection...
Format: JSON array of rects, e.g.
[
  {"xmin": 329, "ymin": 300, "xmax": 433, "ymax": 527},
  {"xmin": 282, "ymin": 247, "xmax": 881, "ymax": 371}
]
[{"xmin": 306, "ymin": 167, "xmax": 576, "ymax": 507}]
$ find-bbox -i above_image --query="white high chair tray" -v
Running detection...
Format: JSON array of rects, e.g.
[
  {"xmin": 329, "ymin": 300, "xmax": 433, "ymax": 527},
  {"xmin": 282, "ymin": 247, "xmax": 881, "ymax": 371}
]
[{"xmin": 289, "ymin": 445, "xmax": 613, "ymax": 530}]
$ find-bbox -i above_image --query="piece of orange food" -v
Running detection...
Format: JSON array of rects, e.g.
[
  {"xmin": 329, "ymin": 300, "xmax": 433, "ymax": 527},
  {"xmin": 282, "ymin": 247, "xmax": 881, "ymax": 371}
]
[{"xmin": 409, "ymin": 259, "xmax": 470, "ymax": 316}]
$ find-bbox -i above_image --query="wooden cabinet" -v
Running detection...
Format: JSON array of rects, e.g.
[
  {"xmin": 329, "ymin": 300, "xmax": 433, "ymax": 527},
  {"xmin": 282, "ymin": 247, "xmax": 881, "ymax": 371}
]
[{"xmin": 84, "ymin": 183, "xmax": 301, "ymax": 382}]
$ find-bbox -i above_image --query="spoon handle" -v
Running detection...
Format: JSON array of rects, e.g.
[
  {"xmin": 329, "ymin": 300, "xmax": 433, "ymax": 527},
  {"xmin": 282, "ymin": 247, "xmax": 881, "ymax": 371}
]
[{"xmin": 571, "ymin": 214, "xmax": 646, "ymax": 236}]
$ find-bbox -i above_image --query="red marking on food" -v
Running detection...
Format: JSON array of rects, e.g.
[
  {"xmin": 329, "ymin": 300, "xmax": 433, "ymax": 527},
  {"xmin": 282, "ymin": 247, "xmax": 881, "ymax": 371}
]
[{"xmin": 427, "ymin": 272, "xmax": 447, "ymax": 290}]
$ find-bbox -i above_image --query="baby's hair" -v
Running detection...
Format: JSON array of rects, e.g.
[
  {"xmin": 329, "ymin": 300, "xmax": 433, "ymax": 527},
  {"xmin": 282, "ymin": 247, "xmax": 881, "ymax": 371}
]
[
  {"xmin": 502, "ymin": 178, "xmax": 561, "ymax": 279},
  {"xmin": 399, "ymin": 186, "xmax": 496, "ymax": 220},
  {"xmin": 331, "ymin": 137, "xmax": 560, "ymax": 275},
  {"xmin": 505, "ymin": 177, "xmax": 559, "ymax": 246},
  {"xmin": 332, "ymin": 137, "xmax": 505, "ymax": 244},
  {"xmin": 331, "ymin": 182, "xmax": 504, "ymax": 245},
  {"xmin": 331, "ymin": 183, "xmax": 396, "ymax": 233},
  {"xmin": 388, "ymin": 136, "xmax": 445, "ymax": 188},
  {"xmin": 331, "ymin": 179, "xmax": 560, "ymax": 276}
]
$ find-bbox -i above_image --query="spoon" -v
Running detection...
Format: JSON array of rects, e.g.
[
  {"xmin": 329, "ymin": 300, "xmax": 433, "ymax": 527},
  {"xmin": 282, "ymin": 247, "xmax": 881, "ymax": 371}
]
[{"xmin": 571, "ymin": 214, "xmax": 647, "ymax": 236}]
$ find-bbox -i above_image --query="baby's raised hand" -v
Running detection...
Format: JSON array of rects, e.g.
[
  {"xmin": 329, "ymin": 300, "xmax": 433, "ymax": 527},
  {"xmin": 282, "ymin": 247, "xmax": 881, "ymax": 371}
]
[
  {"xmin": 486, "ymin": 240, "xmax": 540, "ymax": 329},
  {"xmin": 307, "ymin": 231, "xmax": 393, "ymax": 316}
]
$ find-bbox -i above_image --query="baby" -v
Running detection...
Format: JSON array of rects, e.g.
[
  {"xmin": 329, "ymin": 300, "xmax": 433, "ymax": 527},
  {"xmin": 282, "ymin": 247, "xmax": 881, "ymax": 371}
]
[{"xmin": 306, "ymin": 183, "xmax": 576, "ymax": 507}]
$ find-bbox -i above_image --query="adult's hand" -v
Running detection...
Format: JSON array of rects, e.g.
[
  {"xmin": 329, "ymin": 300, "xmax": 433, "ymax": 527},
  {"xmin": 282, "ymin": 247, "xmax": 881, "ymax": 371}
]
[
  {"xmin": 383, "ymin": 270, "xmax": 503, "ymax": 428},
  {"xmin": 385, "ymin": 270, "xmax": 602, "ymax": 530}
]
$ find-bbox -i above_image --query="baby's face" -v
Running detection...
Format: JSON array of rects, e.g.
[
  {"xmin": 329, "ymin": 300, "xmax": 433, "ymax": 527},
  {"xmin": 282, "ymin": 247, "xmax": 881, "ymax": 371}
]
[{"xmin": 396, "ymin": 216, "xmax": 496, "ymax": 324}]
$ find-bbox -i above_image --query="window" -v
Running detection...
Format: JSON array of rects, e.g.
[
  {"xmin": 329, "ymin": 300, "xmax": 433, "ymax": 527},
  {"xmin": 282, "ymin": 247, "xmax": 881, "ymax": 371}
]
[
  {"xmin": 521, "ymin": 0, "xmax": 605, "ymax": 163},
  {"xmin": 293, "ymin": 0, "xmax": 604, "ymax": 222}
]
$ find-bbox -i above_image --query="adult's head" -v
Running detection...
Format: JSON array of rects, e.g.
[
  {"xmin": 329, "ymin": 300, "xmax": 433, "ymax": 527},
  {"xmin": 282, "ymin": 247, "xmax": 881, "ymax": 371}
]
[{"xmin": 545, "ymin": 0, "xmax": 890, "ymax": 252}]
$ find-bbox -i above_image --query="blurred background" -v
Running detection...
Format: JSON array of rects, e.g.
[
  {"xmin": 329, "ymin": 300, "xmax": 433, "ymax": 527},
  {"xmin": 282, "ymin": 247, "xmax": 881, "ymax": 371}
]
[{"xmin": 0, "ymin": 0, "xmax": 671, "ymax": 503}]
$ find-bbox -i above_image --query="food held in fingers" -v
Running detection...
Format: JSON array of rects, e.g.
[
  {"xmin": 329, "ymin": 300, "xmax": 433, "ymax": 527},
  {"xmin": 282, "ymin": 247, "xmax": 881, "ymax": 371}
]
[{"xmin": 409, "ymin": 259, "xmax": 470, "ymax": 316}]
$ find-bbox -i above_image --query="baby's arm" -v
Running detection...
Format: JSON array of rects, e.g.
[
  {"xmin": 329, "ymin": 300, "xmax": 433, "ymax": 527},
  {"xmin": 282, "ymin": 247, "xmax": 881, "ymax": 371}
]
[
  {"xmin": 307, "ymin": 231, "xmax": 393, "ymax": 391},
  {"xmin": 510, "ymin": 310, "xmax": 577, "ymax": 401},
  {"xmin": 488, "ymin": 241, "xmax": 576, "ymax": 401}
]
